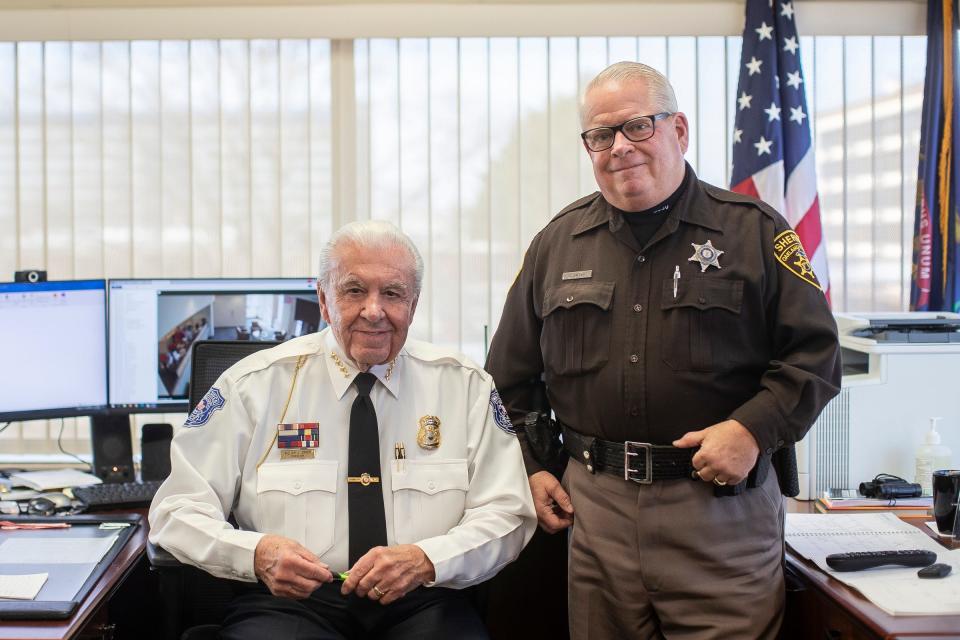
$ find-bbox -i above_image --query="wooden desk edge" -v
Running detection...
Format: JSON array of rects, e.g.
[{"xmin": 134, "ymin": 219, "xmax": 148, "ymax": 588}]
[
  {"xmin": 785, "ymin": 500, "xmax": 960, "ymax": 638},
  {"xmin": 0, "ymin": 513, "xmax": 148, "ymax": 640}
]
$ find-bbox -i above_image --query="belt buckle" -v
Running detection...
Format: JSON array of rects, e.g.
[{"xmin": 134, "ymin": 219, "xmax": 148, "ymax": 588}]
[{"xmin": 624, "ymin": 441, "xmax": 653, "ymax": 484}]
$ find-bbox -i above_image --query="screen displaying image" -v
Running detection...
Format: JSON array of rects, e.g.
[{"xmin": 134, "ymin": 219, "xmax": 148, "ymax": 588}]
[{"xmin": 109, "ymin": 278, "xmax": 321, "ymax": 411}]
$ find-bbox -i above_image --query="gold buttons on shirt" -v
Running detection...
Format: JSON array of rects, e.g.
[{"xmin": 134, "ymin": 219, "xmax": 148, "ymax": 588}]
[
  {"xmin": 630, "ymin": 354, "xmax": 639, "ymax": 363},
  {"xmin": 633, "ymin": 304, "xmax": 643, "ymax": 312}
]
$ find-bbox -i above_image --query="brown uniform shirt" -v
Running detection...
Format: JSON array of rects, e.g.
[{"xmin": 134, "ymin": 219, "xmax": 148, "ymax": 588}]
[{"xmin": 486, "ymin": 168, "xmax": 842, "ymax": 475}]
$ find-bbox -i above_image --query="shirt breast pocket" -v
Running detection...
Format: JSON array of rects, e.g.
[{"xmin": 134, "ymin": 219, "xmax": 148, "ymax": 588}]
[
  {"xmin": 257, "ymin": 460, "xmax": 338, "ymax": 556},
  {"xmin": 660, "ymin": 277, "xmax": 743, "ymax": 372},
  {"xmin": 391, "ymin": 459, "xmax": 468, "ymax": 544},
  {"xmin": 541, "ymin": 281, "xmax": 615, "ymax": 377}
]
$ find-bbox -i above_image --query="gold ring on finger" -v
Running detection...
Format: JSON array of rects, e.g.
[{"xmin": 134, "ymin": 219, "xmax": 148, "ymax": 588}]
[
  {"xmin": 713, "ymin": 477, "xmax": 728, "ymax": 486},
  {"xmin": 372, "ymin": 585, "xmax": 388, "ymax": 598}
]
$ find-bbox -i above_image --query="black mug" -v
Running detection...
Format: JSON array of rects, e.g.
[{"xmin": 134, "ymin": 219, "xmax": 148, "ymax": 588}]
[{"xmin": 932, "ymin": 469, "xmax": 960, "ymax": 535}]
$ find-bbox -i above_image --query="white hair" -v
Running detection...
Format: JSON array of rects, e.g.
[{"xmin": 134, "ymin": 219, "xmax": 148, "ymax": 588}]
[
  {"xmin": 580, "ymin": 61, "xmax": 679, "ymax": 128},
  {"xmin": 317, "ymin": 220, "xmax": 424, "ymax": 296}
]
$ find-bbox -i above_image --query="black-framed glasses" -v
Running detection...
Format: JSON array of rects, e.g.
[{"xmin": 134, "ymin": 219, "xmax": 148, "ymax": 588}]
[{"xmin": 580, "ymin": 112, "xmax": 673, "ymax": 152}]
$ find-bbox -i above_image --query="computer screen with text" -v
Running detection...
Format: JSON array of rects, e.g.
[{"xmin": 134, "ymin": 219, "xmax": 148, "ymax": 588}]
[{"xmin": 0, "ymin": 279, "xmax": 108, "ymax": 421}]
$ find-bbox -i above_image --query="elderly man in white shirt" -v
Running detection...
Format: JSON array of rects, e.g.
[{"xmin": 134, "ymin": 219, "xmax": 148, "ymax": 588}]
[{"xmin": 148, "ymin": 220, "xmax": 537, "ymax": 640}]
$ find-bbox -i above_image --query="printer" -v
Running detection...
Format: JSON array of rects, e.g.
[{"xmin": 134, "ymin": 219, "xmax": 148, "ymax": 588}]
[{"xmin": 795, "ymin": 312, "xmax": 960, "ymax": 499}]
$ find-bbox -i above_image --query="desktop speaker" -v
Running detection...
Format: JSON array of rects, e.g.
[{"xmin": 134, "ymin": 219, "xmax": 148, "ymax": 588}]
[
  {"xmin": 141, "ymin": 423, "xmax": 173, "ymax": 482},
  {"xmin": 14, "ymin": 269, "xmax": 47, "ymax": 283},
  {"xmin": 91, "ymin": 415, "xmax": 135, "ymax": 483}
]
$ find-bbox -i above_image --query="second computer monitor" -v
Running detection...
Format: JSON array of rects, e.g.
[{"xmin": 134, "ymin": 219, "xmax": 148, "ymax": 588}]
[{"xmin": 108, "ymin": 278, "xmax": 321, "ymax": 412}]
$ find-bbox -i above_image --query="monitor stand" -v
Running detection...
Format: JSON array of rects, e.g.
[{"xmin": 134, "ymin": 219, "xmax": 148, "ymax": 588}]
[{"xmin": 90, "ymin": 415, "xmax": 134, "ymax": 483}]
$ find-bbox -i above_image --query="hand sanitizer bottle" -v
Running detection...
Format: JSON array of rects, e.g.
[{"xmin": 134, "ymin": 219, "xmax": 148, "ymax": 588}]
[{"xmin": 915, "ymin": 417, "xmax": 952, "ymax": 496}]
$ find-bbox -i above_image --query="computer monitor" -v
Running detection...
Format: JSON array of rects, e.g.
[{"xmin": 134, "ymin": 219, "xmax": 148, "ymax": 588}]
[
  {"xmin": 108, "ymin": 278, "xmax": 321, "ymax": 412},
  {"xmin": 0, "ymin": 279, "xmax": 108, "ymax": 421}
]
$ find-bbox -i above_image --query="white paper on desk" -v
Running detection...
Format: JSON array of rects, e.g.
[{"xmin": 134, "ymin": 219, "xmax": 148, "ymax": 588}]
[
  {"xmin": 7, "ymin": 469, "xmax": 102, "ymax": 491},
  {"xmin": 0, "ymin": 572, "xmax": 47, "ymax": 599},
  {"xmin": 0, "ymin": 535, "xmax": 118, "ymax": 565},
  {"xmin": 786, "ymin": 513, "xmax": 960, "ymax": 615}
]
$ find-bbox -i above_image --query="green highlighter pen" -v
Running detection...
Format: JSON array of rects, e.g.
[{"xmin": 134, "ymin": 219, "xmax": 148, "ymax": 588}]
[{"xmin": 336, "ymin": 572, "xmax": 350, "ymax": 581}]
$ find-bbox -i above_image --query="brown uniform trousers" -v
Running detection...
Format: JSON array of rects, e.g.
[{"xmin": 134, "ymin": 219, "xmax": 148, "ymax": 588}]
[{"xmin": 565, "ymin": 461, "xmax": 784, "ymax": 640}]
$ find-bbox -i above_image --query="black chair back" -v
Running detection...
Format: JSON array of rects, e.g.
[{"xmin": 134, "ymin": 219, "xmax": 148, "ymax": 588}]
[{"xmin": 188, "ymin": 340, "xmax": 280, "ymax": 411}]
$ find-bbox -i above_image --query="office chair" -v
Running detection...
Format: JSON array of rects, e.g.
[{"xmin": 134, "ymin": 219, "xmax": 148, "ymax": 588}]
[{"xmin": 149, "ymin": 340, "xmax": 280, "ymax": 640}]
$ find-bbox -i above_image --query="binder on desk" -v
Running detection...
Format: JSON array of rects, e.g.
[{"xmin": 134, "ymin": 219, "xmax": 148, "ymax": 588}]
[
  {"xmin": 0, "ymin": 513, "xmax": 140, "ymax": 619},
  {"xmin": 786, "ymin": 513, "xmax": 960, "ymax": 616}
]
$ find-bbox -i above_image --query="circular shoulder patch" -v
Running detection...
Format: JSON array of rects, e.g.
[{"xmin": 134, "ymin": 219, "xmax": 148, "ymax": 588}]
[
  {"xmin": 184, "ymin": 387, "xmax": 225, "ymax": 428},
  {"xmin": 489, "ymin": 389, "xmax": 516, "ymax": 435}
]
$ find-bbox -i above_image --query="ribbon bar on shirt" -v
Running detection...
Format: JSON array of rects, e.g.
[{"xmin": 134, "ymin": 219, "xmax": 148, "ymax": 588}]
[{"xmin": 277, "ymin": 422, "xmax": 320, "ymax": 449}]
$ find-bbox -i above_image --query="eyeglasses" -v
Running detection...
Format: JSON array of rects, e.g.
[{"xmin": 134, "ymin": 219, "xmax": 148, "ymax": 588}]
[{"xmin": 580, "ymin": 112, "xmax": 674, "ymax": 152}]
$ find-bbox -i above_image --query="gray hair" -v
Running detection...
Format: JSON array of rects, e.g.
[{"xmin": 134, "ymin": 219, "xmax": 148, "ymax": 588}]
[
  {"xmin": 318, "ymin": 220, "xmax": 424, "ymax": 296},
  {"xmin": 580, "ymin": 61, "xmax": 679, "ymax": 128}
]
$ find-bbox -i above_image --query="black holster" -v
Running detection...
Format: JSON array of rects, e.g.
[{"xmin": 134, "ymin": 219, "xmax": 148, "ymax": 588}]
[
  {"xmin": 712, "ymin": 444, "xmax": 800, "ymax": 498},
  {"xmin": 522, "ymin": 412, "xmax": 568, "ymax": 477}
]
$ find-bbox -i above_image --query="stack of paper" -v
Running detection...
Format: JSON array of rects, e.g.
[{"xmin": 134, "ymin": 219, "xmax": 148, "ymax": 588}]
[
  {"xmin": 0, "ymin": 573, "xmax": 48, "ymax": 600},
  {"xmin": 787, "ymin": 513, "xmax": 960, "ymax": 616},
  {"xmin": 7, "ymin": 469, "xmax": 102, "ymax": 491}
]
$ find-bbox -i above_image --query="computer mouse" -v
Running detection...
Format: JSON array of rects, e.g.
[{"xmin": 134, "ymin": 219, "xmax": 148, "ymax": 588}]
[
  {"xmin": 28, "ymin": 492, "xmax": 73, "ymax": 515},
  {"xmin": 918, "ymin": 563, "xmax": 952, "ymax": 579}
]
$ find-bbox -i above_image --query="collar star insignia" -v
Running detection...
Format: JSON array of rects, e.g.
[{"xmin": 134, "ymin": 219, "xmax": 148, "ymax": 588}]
[{"xmin": 688, "ymin": 239, "xmax": 724, "ymax": 272}]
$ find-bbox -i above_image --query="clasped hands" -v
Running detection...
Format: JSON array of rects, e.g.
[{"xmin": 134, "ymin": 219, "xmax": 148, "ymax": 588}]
[
  {"xmin": 253, "ymin": 534, "xmax": 435, "ymax": 604},
  {"xmin": 528, "ymin": 419, "xmax": 760, "ymax": 533}
]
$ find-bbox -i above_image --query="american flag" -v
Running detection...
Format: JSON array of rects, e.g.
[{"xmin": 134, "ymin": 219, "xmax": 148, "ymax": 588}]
[{"xmin": 730, "ymin": 0, "xmax": 830, "ymax": 301}]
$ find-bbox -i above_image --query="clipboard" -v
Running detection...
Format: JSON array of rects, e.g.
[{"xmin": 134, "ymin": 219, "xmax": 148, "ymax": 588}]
[{"xmin": 0, "ymin": 513, "xmax": 140, "ymax": 620}]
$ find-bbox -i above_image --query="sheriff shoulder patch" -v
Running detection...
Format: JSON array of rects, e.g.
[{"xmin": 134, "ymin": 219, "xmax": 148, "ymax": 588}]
[
  {"xmin": 184, "ymin": 387, "xmax": 225, "ymax": 427},
  {"xmin": 774, "ymin": 230, "xmax": 822, "ymax": 291},
  {"xmin": 489, "ymin": 389, "xmax": 515, "ymax": 435}
]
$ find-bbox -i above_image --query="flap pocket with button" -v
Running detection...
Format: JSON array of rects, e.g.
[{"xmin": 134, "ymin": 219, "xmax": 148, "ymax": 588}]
[
  {"xmin": 392, "ymin": 459, "xmax": 468, "ymax": 494},
  {"xmin": 541, "ymin": 281, "xmax": 615, "ymax": 376},
  {"xmin": 660, "ymin": 277, "xmax": 743, "ymax": 314},
  {"xmin": 392, "ymin": 459, "xmax": 468, "ymax": 543},
  {"xmin": 257, "ymin": 460, "xmax": 338, "ymax": 555},
  {"xmin": 660, "ymin": 278, "xmax": 744, "ymax": 372}
]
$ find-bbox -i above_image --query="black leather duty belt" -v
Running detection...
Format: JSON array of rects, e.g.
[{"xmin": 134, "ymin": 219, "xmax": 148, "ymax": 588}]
[{"xmin": 561, "ymin": 425, "xmax": 696, "ymax": 484}]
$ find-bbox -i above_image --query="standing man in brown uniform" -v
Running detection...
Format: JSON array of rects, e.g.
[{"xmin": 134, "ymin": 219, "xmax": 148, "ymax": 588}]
[{"xmin": 485, "ymin": 62, "xmax": 841, "ymax": 639}]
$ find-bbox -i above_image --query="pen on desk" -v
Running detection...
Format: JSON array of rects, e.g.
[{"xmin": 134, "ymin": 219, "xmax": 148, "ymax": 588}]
[
  {"xmin": 0, "ymin": 520, "xmax": 70, "ymax": 530},
  {"xmin": 673, "ymin": 266, "xmax": 681, "ymax": 298}
]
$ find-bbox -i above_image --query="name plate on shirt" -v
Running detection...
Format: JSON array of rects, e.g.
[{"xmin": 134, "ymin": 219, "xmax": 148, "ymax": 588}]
[
  {"xmin": 281, "ymin": 449, "xmax": 315, "ymax": 461},
  {"xmin": 277, "ymin": 423, "xmax": 320, "ymax": 461}
]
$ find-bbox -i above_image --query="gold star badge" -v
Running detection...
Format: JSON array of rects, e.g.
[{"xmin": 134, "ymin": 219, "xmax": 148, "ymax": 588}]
[{"xmin": 688, "ymin": 240, "xmax": 724, "ymax": 272}]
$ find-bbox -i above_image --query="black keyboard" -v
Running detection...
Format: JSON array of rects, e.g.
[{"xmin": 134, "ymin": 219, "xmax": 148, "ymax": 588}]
[{"xmin": 72, "ymin": 480, "xmax": 164, "ymax": 509}]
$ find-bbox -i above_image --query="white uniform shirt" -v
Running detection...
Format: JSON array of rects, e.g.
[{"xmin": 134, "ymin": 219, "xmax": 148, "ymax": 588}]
[{"xmin": 148, "ymin": 328, "xmax": 537, "ymax": 589}]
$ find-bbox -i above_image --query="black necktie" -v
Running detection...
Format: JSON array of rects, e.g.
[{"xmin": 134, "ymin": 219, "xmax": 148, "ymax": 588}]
[{"xmin": 348, "ymin": 372, "xmax": 388, "ymax": 566}]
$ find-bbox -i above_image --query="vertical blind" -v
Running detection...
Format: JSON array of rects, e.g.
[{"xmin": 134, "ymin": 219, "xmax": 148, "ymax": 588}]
[{"xmin": 0, "ymin": 35, "xmax": 928, "ymax": 454}]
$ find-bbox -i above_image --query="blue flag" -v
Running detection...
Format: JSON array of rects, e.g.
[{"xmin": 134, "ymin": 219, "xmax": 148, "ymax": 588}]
[{"xmin": 911, "ymin": 0, "xmax": 960, "ymax": 312}]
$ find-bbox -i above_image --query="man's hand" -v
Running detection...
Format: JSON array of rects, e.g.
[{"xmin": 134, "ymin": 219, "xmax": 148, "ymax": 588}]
[
  {"xmin": 529, "ymin": 470, "xmax": 574, "ymax": 533},
  {"xmin": 254, "ymin": 534, "xmax": 333, "ymax": 599},
  {"xmin": 341, "ymin": 544, "xmax": 435, "ymax": 605},
  {"xmin": 672, "ymin": 419, "xmax": 760, "ymax": 486}
]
